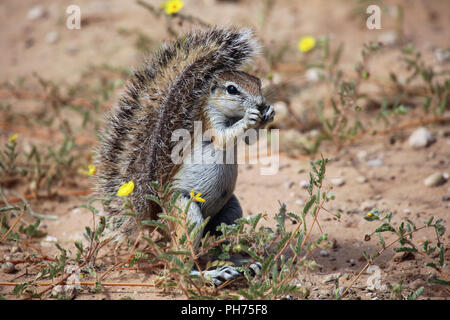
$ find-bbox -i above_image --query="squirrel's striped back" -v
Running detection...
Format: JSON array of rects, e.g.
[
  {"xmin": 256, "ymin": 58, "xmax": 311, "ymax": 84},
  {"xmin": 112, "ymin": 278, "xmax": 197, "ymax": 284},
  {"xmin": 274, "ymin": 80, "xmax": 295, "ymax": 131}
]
[{"xmin": 96, "ymin": 27, "xmax": 260, "ymax": 236}]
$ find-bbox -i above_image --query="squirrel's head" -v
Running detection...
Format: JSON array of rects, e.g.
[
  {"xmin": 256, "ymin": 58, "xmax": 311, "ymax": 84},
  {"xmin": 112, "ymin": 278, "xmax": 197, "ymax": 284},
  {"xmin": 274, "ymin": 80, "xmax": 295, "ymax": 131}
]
[{"xmin": 209, "ymin": 71, "xmax": 269, "ymax": 120}]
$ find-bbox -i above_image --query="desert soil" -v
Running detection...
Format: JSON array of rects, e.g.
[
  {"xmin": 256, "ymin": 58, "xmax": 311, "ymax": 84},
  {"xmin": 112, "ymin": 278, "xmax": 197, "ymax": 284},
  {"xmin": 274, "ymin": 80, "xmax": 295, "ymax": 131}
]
[{"xmin": 0, "ymin": 0, "xmax": 449, "ymax": 300}]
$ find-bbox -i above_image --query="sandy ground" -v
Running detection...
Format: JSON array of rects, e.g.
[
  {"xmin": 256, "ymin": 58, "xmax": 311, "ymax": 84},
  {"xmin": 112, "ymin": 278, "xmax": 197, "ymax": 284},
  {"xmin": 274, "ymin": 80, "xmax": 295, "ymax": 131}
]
[{"xmin": 0, "ymin": 0, "xmax": 449, "ymax": 300}]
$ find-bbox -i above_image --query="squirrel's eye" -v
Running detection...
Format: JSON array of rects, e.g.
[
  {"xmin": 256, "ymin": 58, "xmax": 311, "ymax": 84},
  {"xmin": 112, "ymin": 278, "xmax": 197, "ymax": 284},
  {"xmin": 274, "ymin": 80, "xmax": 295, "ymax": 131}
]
[{"xmin": 226, "ymin": 85, "xmax": 239, "ymax": 95}]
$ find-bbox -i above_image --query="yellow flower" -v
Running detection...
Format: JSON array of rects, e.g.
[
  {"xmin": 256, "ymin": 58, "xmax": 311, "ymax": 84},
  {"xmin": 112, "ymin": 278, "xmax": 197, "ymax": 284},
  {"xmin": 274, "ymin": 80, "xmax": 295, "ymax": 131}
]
[
  {"xmin": 117, "ymin": 181, "xmax": 135, "ymax": 197},
  {"xmin": 367, "ymin": 212, "xmax": 373, "ymax": 217},
  {"xmin": 298, "ymin": 36, "xmax": 316, "ymax": 53},
  {"xmin": 87, "ymin": 164, "xmax": 96, "ymax": 176},
  {"xmin": 190, "ymin": 190, "xmax": 205, "ymax": 203},
  {"xmin": 8, "ymin": 134, "xmax": 18, "ymax": 143},
  {"xmin": 164, "ymin": 0, "xmax": 184, "ymax": 15},
  {"xmin": 80, "ymin": 164, "xmax": 96, "ymax": 176}
]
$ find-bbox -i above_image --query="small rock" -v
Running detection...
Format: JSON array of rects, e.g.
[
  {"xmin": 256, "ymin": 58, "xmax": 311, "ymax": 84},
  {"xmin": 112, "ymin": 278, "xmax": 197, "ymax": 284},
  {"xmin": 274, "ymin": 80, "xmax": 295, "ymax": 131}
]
[
  {"xmin": 378, "ymin": 31, "xmax": 398, "ymax": 46},
  {"xmin": 403, "ymin": 208, "xmax": 411, "ymax": 214},
  {"xmin": 319, "ymin": 250, "xmax": 329, "ymax": 257},
  {"xmin": 27, "ymin": 6, "xmax": 46, "ymax": 20},
  {"xmin": 10, "ymin": 246, "xmax": 21, "ymax": 254},
  {"xmin": 318, "ymin": 289, "xmax": 330, "ymax": 298},
  {"xmin": 284, "ymin": 181, "xmax": 295, "ymax": 189},
  {"xmin": 306, "ymin": 129, "xmax": 320, "ymax": 139},
  {"xmin": 305, "ymin": 68, "xmax": 326, "ymax": 83},
  {"xmin": 408, "ymin": 127, "xmax": 434, "ymax": 148},
  {"xmin": 443, "ymin": 196, "xmax": 450, "ymax": 202},
  {"xmin": 393, "ymin": 251, "xmax": 415, "ymax": 262},
  {"xmin": 424, "ymin": 172, "xmax": 446, "ymax": 187},
  {"xmin": 295, "ymin": 199, "xmax": 305, "ymax": 206},
  {"xmin": 360, "ymin": 201, "xmax": 377, "ymax": 211},
  {"xmin": 373, "ymin": 194, "xmax": 382, "ymax": 200},
  {"xmin": 330, "ymin": 178, "xmax": 345, "ymax": 187},
  {"xmin": 349, "ymin": 259, "xmax": 356, "ymax": 266},
  {"xmin": 2, "ymin": 262, "xmax": 16, "ymax": 274},
  {"xmin": 356, "ymin": 176, "xmax": 368, "ymax": 184},
  {"xmin": 51, "ymin": 285, "xmax": 77, "ymax": 299},
  {"xmin": 45, "ymin": 31, "xmax": 59, "ymax": 44},
  {"xmin": 435, "ymin": 48, "xmax": 450, "ymax": 64},
  {"xmin": 367, "ymin": 158, "xmax": 383, "ymax": 167},
  {"xmin": 322, "ymin": 272, "xmax": 342, "ymax": 284},
  {"xmin": 357, "ymin": 150, "xmax": 368, "ymax": 161},
  {"xmin": 44, "ymin": 235, "xmax": 58, "ymax": 242},
  {"xmin": 300, "ymin": 180, "xmax": 310, "ymax": 189}
]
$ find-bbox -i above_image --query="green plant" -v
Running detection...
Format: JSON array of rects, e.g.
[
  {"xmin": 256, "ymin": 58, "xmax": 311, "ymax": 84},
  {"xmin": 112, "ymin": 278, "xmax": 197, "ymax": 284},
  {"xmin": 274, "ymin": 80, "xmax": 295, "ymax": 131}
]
[
  {"xmin": 94, "ymin": 157, "xmax": 336, "ymax": 299},
  {"xmin": 341, "ymin": 209, "xmax": 448, "ymax": 299}
]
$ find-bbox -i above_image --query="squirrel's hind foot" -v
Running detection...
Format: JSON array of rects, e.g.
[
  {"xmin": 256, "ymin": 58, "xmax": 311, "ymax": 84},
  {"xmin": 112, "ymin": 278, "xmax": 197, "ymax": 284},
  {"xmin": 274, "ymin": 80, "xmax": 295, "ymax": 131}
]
[{"xmin": 190, "ymin": 262, "xmax": 262, "ymax": 286}]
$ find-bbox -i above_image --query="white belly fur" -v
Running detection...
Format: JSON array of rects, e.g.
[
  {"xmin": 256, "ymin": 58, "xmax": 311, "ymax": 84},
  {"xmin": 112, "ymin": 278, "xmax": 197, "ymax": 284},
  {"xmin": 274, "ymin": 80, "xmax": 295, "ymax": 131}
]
[{"xmin": 172, "ymin": 142, "xmax": 238, "ymax": 217}]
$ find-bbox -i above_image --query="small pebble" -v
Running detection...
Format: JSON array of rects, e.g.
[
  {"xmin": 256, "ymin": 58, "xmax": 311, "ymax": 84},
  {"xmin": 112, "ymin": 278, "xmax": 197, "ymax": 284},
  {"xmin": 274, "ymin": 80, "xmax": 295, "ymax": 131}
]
[
  {"xmin": 27, "ymin": 6, "xmax": 46, "ymax": 20},
  {"xmin": 45, "ymin": 31, "xmax": 59, "ymax": 44},
  {"xmin": 295, "ymin": 199, "xmax": 305, "ymax": 206},
  {"xmin": 349, "ymin": 259, "xmax": 356, "ymax": 266},
  {"xmin": 367, "ymin": 158, "xmax": 383, "ymax": 167},
  {"xmin": 305, "ymin": 68, "xmax": 326, "ymax": 83},
  {"xmin": 424, "ymin": 172, "xmax": 446, "ymax": 187},
  {"xmin": 378, "ymin": 31, "xmax": 398, "ymax": 46},
  {"xmin": 408, "ymin": 127, "xmax": 434, "ymax": 148},
  {"xmin": 10, "ymin": 246, "xmax": 21, "ymax": 254},
  {"xmin": 357, "ymin": 150, "xmax": 368, "ymax": 161},
  {"xmin": 330, "ymin": 178, "xmax": 345, "ymax": 187},
  {"xmin": 322, "ymin": 272, "xmax": 341, "ymax": 284},
  {"xmin": 300, "ymin": 180, "xmax": 310, "ymax": 189},
  {"xmin": 284, "ymin": 181, "xmax": 295, "ymax": 189},
  {"xmin": 443, "ymin": 196, "xmax": 450, "ymax": 202},
  {"xmin": 2, "ymin": 262, "xmax": 16, "ymax": 274},
  {"xmin": 319, "ymin": 250, "xmax": 329, "ymax": 257},
  {"xmin": 403, "ymin": 209, "xmax": 411, "ymax": 214},
  {"xmin": 360, "ymin": 201, "xmax": 377, "ymax": 211},
  {"xmin": 356, "ymin": 176, "xmax": 368, "ymax": 184},
  {"xmin": 435, "ymin": 48, "xmax": 450, "ymax": 63}
]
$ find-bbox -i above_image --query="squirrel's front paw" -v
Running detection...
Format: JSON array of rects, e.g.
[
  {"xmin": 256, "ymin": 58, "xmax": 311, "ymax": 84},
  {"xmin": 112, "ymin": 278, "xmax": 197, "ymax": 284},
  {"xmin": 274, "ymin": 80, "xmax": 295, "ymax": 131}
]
[{"xmin": 243, "ymin": 107, "xmax": 261, "ymax": 129}]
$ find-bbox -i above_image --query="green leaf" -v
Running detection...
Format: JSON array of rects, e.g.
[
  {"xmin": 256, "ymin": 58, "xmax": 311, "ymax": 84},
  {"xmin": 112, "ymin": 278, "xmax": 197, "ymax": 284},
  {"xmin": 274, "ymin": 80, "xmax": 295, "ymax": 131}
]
[
  {"xmin": 394, "ymin": 247, "xmax": 417, "ymax": 253},
  {"xmin": 428, "ymin": 277, "xmax": 450, "ymax": 286},
  {"xmin": 407, "ymin": 286, "xmax": 424, "ymax": 300},
  {"xmin": 375, "ymin": 223, "xmax": 395, "ymax": 233},
  {"xmin": 303, "ymin": 195, "xmax": 316, "ymax": 215},
  {"xmin": 140, "ymin": 219, "xmax": 168, "ymax": 231},
  {"xmin": 377, "ymin": 232, "xmax": 385, "ymax": 249},
  {"xmin": 145, "ymin": 194, "xmax": 161, "ymax": 206}
]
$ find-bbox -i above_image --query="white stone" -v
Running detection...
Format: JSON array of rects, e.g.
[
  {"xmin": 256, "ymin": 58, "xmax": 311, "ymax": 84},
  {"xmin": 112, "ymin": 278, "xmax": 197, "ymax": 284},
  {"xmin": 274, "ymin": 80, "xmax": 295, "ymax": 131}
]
[
  {"xmin": 300, "ymin": 180, "xmax": 310, "ymax": 189},
  {"xmin": 356, "ymin": 176, "xmax": 368, "ymax": 184},
  {"xmin": 408, "ymin": 127, "xmax": 434, "ymax": 148},
  {"xmin": 424, "ymin": 172, "xmax": 446, "ymax": 187},
  {"xmin": 27, "ymin": 6, "xmax": 46, "ymax": 20},
  {"xmin": 367, "ymin": 158, "xmax": 383, "ymax": 167},
  {"xmin": 305, "ymin": 68, "xmax": 326, "ymax": 83},
  {"xmin": 330, "ymin": 178, "xmax": 345, "ymax": 186},
  {"xmin": 45, "ymin": 31, "xmax": 59, "ymax": 44}
]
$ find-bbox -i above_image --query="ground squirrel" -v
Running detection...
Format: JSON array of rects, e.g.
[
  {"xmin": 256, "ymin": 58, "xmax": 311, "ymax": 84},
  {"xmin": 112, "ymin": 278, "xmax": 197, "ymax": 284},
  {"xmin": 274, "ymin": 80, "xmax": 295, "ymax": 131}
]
[{"xmin": 96, "ymin": 27, "xmax": 274, "ymax": 284}]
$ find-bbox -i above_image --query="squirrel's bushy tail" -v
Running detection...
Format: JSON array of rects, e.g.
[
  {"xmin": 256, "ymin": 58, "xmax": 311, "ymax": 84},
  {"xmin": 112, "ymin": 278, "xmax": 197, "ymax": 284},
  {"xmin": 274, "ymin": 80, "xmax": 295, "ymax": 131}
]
[{"xmin": 96, "ymin": 27, "xmax": 260, "ymax": 237}]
